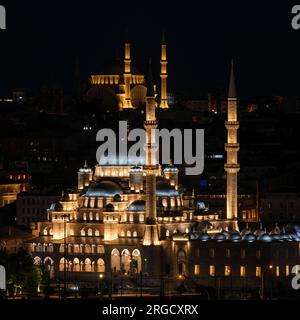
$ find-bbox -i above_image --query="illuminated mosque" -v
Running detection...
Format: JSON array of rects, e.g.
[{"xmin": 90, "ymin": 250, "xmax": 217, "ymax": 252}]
[{"xmin": 29, "ymin": 37, "xmax": 300, "ymax": 291}]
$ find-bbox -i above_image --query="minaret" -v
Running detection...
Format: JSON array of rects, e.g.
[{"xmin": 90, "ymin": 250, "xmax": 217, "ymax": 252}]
[
  {"xmin": 123, "ymin": 41, "xmax": 133, "ymax": 108},
  {"xmin": 143, "ymin": 59, "xmax": 160, "ymax": 246},
  {"xmin": 159, "ymin": 32, "xmax": 169, "ymax": 109},
  {"xmin": 225, "ymin": 61, "xmax": 240, "ymax": 230}
]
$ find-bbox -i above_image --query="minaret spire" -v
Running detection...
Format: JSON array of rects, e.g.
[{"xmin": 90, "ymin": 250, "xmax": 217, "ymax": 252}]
[
  {"xmin": 159, "ymin": 30, "xmax": 169, "ymax": 109},
  {"xmin": 123, "ymin": 33, "xmax": 133, "ymax": 109},
  {"xmin": 225, "ymin": 60, "xmax": 240, "ymax": 231},
  {"xmin": 143, "ymin": 58, "xmax": 160, "ymax": 246}
]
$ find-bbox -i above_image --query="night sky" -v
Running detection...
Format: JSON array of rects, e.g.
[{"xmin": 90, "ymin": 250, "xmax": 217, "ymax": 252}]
[{"xmin": 0, "ymin": 1, "xmax": 298, "ymax": 98}]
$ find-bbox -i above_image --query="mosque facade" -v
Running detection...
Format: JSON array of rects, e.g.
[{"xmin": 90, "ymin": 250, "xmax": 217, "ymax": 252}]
[{"xmin": 28, "ymin": 40, "xmax": 300, "ymax": 294}]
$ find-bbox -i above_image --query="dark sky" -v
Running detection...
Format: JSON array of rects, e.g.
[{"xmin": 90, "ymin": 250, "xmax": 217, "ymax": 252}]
[{"xmin": 0, "ymin": 1, "xmax": 298, "ymax": 98}]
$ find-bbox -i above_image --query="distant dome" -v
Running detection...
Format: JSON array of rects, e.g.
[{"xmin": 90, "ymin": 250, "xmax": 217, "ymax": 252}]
[
  {"xmin": 156, "ymin": 180, "xmax": 179, "ymax": 197},
  {"xmin": 113, "ymin": 194, "xmax": 122, "ymax": 202},
  {"xmin": 128, "ymin": 200, "xmax": 145, "ymax": 212},
  {"xmin": 85, "ymin": 180, "xmax": 123, "ymax": 197}
]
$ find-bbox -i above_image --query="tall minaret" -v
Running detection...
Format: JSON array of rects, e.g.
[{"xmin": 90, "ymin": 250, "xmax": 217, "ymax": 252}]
[
  {"xmin": 159, "ymin": 32, "xmax": 169, "ymax": 109},
  {"xmin": 123, "ymin": 41, "xmax": 133, "ymax": 108},
  {"xmin": 225, "ymin": 61, "xmax": 240, "ymax": 230},
  {"xmin": 143, "ymin": 59, "xmax": 160, "ymax": 246}
]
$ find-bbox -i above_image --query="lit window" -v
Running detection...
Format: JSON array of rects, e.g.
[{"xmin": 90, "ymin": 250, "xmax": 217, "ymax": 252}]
[
  {"xmin": 129, "ymin": 214, "xmax": 134, "ymax": 222},
  {"xmin": 240, "ymin": 266, "xmax": 246, "ymax": 277},
  {"xmin": 286, "ymin": 265, "xmax": 290, "ymax": 276},
  {"xmin": 256, "ymin": 266, "xmax": 262, "ymax": 277},
  {"xmin": 209, "ymin": 265, "xmax": 215, "ymax": 277},
  {"xmin": 95, "ymin": 230, "xmax": 100, "ymax": 236},
  {"xmin": 133, "ymin": 231, "xmax": 137, "ymax": 237},
  {"xmin": 225, "ymin": 265, "xmax": 231, "ymax": 276},
  {"xmin": 276, "ymin": 266, "xmax": 280, "ymax": 277},
  {"xmin": 194, "ymin": 265, "xmax": 200, "ymax": 276},
  {"xmin": 96, "ymin": 213, "xmax": 100, "ymax": 221},
  {"xmin": 83, "ymin": 213, "xmax": 87, "ymax": 221},
  {"xmin": 89, "ymin": 212, "xmax": 93, "ymax": 220}
]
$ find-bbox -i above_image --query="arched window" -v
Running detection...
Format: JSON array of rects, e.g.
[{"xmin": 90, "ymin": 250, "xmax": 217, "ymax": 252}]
[
  {"xmin": 59, "ymin": 258, "xmax": 67, "ymax": 271},
  {"xmin": 139, "ymin": 214, "xmax": 144, "ymax": 222},
  {"xmin": 48, "ymin": 243, "xmax": 54, "ymax": 253},
  {"xmin": 95, "ymin": 230, "xmax": 100, "ymax": 236},
  {"xmin": 111, "ymin": 248, "xmax": 121, "ymax": 272},
  {"xmin": 127, "ymin": 230, "xmax": 131, "ymax": 237},
  {"xmin": 96, "ymin": 213, "xmax": 100, "ymax": 221},
  {"xmin": 97, "ymin": 258, "xmax": 105, "ymax": 273},
  {"xmin": 80, "ymin": 229, "xmax": 86, "ymax": 236},
  {"xmin": 34, "ymin": 256, "xmax": 42, "ymax": 265},
  {"xmin": 85, "ymin": 244, "xmax": 91, "ymax": 254},
  {"xmin": 49, "ymin": 228, "xmax": 53, "ymax": 235},
  {"xmin": 43, "ymin": 229, "xmax": 48, "ymax": 236},
  {"xmin": 89, "ymin": 212, "xmax": 93, "ymax": 221},
  {"xmin": 121, "ymin": 249, "xmax": 131, "ymax": 274},
  {"xmin": 129, "ymin": 214, "xmax": 134, "ymax": 222},
  {"xmin": 36, "ymin": 243, "xmax": 43, "ymax": 252},
  {"xmin": 132, "ymin": 249, "xmax": 141, "ymax": 273},
  {"xmin": 70, "ymin": 229, "xmax": 74, "ymax": 236},
  {"xmin": 83, "ymin": 212, "xmax": 87, "ymax": 220},
  {"xmin": 120, "ymin": 230, "xmax": 125, "ymax": 237},
  {"xmin": 87, "ymin": 228, "xmax": 93, "ymax": 236},
  {"xmin": 84, "ymin": 258, "xmax": 92, "ymax": 272},
  {"xmin": 166, "ymin": 229, "xmax": 170, "ymax": 237},
  {"xmin": 97, "ymin": 245, "xmax": 105, "ymax": 254},
  {"xmin": 133, "ymin": 231, "xmax": 137, "ymax": 237},
  {"xmin": 177, "ymin": 250, "xmax": 186, "ymax": 275},
  {"xmin": 73, "ymin": 258, "xmax": 80, "ymax": 272}
]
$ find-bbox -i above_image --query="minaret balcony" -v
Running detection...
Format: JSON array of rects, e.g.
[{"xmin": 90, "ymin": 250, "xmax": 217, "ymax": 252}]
[
  {"xmin": 225, "ymin": 121, "xmax": 239, "ymax": 130},
  {"xmin": 225, "ymin": 143, "xmax": 240, "ymax": 152},
  {"xmin": 224, "ymin": 163, "xmax": 240, "ymax": 173}
]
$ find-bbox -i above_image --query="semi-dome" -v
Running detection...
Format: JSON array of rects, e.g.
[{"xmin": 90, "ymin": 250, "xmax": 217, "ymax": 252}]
[
  {"xmin": 156, "ymin": 180, "xmax": 179, "ymax": 197},
  {"xmin": 85, "ymin": 180, "xmax": 123, "ymax": 197},
  {"xmin": 128, "ymin": 200, "xmax": 146, "ymax": 212}
]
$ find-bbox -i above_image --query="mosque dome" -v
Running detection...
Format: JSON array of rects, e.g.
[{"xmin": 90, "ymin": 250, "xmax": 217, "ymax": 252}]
[
  {"xmin": 129, "ymin": 166, "xmax": 143, "ymax": 173},
  {"xmin": 213, "ymin": 233, "xmax": 226, "ymax": 242},
  {"xmin": 258, "ymin": 233, "xmax": 272, "ymax": 242},
  {"xmin": 49, "ymin": 201, "xmax": 63, "ymax": 211},
  {"xmin": 85, "ymin": 180, "xmax": 123, "ymax": 197},
  {"xmin": 128, "ymin": 200, "xmax": 146, "ymax": 212},
  {"xmin": 199, "ymin": 233, "xmax": 211, "ymax": 242},
  {"xmin": 163, "ymin": 163, "xmax": 179, "ymax": 173},
  {"xmin": 243, "ymin": 233, "xmax": 256, "ymax": 242},
  {"xmin": 156, "ymin": 180, "xmax": 179, "ymax": 197},
  {"xmin": 230, "ymin": 232, "xmax": 241, "ymax": 242}
]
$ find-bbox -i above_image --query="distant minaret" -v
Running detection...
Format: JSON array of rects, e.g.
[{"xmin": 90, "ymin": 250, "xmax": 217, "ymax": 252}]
[
  {"xmin": 143, "ymin": 59, "xmax": 160, "ymax": 246},
  {"xmin": 123, "ymin": 41, "xmax": 133, "ymax": 108},
  {"xmin": 159, "ymin": 32, "xmax": 169, "ymax": 109},
  {"xmin": 225, "ymin": 61, "xmax": 240, "ymax": 229}
]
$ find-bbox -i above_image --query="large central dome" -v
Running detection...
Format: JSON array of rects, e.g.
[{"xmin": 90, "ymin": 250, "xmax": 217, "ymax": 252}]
[{"xmin": 85, "ymin": 180, "xmax": 123, "ymax": 197}]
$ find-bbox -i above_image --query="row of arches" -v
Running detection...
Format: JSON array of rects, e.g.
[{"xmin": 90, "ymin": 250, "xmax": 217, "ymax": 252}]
[
  {"xmin": 59, "ymin": 244, "xmax": 105, "ymax": 254},
  {"xmin": 80, "ymin": 228, "xmax": 100, "ymax": 237},
  {"xmin": 33, "ymin": 243, "xmax": 54, "ymax": 253},
  {"xmin": 111, "ymin": 248, "xmax": 141, "ymax": 273},
  {"xmin": 120, "ymin": 230, "xmax": 138, "ymax": 237},
  {"xmin": 59, "ymin": 258, "xmax": 105, "ymax": 272}
]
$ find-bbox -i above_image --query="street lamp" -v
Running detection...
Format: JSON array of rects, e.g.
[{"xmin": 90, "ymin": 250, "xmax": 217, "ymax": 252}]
[{"xmin": 99, "ymin": 273, "xmax": 104, "ymax": 299}]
